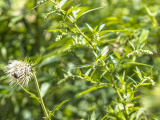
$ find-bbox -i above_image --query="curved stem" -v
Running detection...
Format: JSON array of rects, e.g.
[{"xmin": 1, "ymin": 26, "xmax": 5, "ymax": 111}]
[{"xmin": 33, "ymin": 73, "xmax": 49, "ymax": 120}]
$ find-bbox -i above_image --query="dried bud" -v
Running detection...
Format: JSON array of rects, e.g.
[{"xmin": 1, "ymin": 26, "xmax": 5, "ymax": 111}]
[{"xmin": 4, "ymin": 60, "xmax": 33, "ymax": 87}]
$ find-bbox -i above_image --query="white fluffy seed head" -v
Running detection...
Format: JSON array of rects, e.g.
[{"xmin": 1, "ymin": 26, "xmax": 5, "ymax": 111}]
[{"xmin": 4, "ymin": 60, "xmax": 33, "ymax": 87}]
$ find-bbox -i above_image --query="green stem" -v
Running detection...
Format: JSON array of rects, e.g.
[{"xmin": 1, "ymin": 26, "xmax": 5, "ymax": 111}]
[
  {"xmin": 110, "ymin": 73, "xmax": 129, "ymax": 119},
  {"xmin": 110, "ymin": 73, "xmax": 123, "ymax": 100},
  {"xmin": 60, "ymin": 10, "xmax": 96, "ymax": 51},
  {"xmin": 33, "ymin": 73, "xmax": 49, "ymax": 120},
  {"xmin": 59, "ymin": 5, "xmax": 129, "ymax": 118}
]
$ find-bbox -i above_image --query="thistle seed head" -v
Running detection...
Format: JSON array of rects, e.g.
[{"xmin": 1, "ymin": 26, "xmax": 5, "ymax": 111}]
[{"xmin": 4, "ymin": 60, "xmax": 33, "ymax": 87}]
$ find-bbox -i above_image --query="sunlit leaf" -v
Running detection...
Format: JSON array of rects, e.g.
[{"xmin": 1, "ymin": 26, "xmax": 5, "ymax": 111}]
[
  {"xmin": 82, "ymin": 74, "xmax": 93, "ymax": 83},
  {"xmin": 77, "ymin": 68, "xmax": 81, "ymax": 76},
  {"xmin": 135, "ymin": 67, "xmax": 142, "ymax": 79},
  {"xmin": 77, "ymin": 85, "xmax": 105, "ymax": 97},
  {"xmin": 49, "ymin": 100, "xmax": 68, "ymax": 117},
  {"xmin": 78, "ymin": 64, "xmax": 93, "ymax": 68},
  {"xmin": 98, "ymin": 24, "xmax": 105, "ymax": 32},
  {"xmin": 90, "ymin": 111, "xmax": 96, "ymax": 120},
  {"xmin": 99, "ymin": 30, "xmax": 128, "ymax": 35},
  {"xmin": 138, "ymin": 29, "xmax": 149, "ymax": 48},
  {"xmin": 86, "ymin": 23, "xmax": 94, "ymax": 32},
  {"xmin": 128, "ymin": 41, "xmax": 135, "ymax": 50},
  {"xmin": 59, "ymin": 0, "xmax": 67, "ymax": 8},
  {"xmin": 40, "ymin": 82, "xmax": 50, "ymax": 98},
  {"xmin": 113, "ymin": 51, "xmax": 121, "ymax": 59},
  {"xmin": 80, "ymin": 7, "xmax": 103, "ymax": 18},
  {"xmin": 85, "ymin": 68, "xmax": 92, "ymax": 76}
]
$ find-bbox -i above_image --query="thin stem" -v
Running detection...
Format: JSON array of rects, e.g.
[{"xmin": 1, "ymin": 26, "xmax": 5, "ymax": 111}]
[
  {"xmin": 59, "ymin": 5, "xmax": 129, "ymax": 118},
  {"xmin": 60, "ymin": 10, "xmax": 96, "ymax": 51},
  {"xmin": 110, "ymin": 73, "xmax": 129, "ymax": 119},
  {"xmin": 33, "ymin": 73, "xmax": 49, "ymax": 120},
  {"xmin": 74, "ymin": 23, "xmax": 95, "ymax": 49},
  {"xmin": 110, "ymin": 73, "xmax": 123, "ymax": 101}
]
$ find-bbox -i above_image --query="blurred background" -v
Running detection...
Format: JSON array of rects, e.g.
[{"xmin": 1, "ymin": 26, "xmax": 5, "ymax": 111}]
[{"xmin": 0, "ymin": 0, "xmax": 160, "ymax": 119}]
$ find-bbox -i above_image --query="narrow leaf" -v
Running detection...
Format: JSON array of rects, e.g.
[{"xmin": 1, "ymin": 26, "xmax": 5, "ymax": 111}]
[
  {"xmin": 128, "ymin": 41, "xmax": 135, "ymax": 50},
  {"xmin": 78, "ymin": 64, "xmax": 93, "ymax": 68},
  {"xmin": 99, "ymin": 30, "xmax": 128, "ymax": 35},
  {"xmin": 82, "ymin": 74, "xmax": 93, "ymax": 83},
  {"xmin": 31, "ymin": 49, "xmax": 43, "ymax": 67},
  {"xmin": 66, "ymin": 7, "xmax": 89, "ymax": 16},
  {"xmin": 135, "ymin": 67, "xmax": 142, "ymax": 79},
  {"xmin": 76, "ymin": 7, "xmax": 103, "ymax": 20},
  {"xmin": 81, "ymin": 7, "xmax": 103, "ymax": 17},
  {"xmin": 99, "ymin": 54, "xmax": 108, "ymax": 61},
  {"xmin": 50, "ymin": 100, "xmax": 68, "ymax": 116},
  {"xmin": 99, "ymin": 24, "xmax": 105, "ymax": 32},
  {"xmin": 22, "ymin": 87, "xmax": 40, "ymax": 102},
  {"xmin": 85, "ymin": 68, "xmax": 92, "ymax": 76},
  {"xmin": 86, "ymin": 23, "xmax": 94, "ymax": 32},
  {"xmin": 101, "ymin": 114, "xmax": 108, "ymax": 120},
  {"xmin": 59, "ymin": 0, "xmax": 67, "ymax": 8},
  {"xmin": 113, "ymin": 51, "xmax": 121, "ymax": 59},
  {"xmin": 125, "ymin": 62, "xmax": 152, "ymax": 67},
  {"xmin": 77, "ymin": 85, "xmax": 105, "ymax": 97}
]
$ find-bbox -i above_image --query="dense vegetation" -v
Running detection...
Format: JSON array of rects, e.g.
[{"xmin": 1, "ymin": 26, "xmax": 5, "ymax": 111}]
[{"xmin": 0, "ymin": 0, "xmax": 160, "ymax": 119}]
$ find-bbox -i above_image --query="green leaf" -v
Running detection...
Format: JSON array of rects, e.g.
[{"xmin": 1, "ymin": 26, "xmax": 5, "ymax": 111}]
[
  {"xmin": 44, "ymin": 29, "xmax": 64, "ymax": 33},
  {"xmin": 1, "ymin": 47, "xmax": 7, "ymax": 59},
  {"xmin": 93, "ymin": 51, "xmax": 99, "ymax": 59},
  {"xmin": 82, "ymin": 74, "xmax": 93, "ymax": 83},
  {"xmin": 80, "ymin": 7, "xmax": 103, "ymax": 18},
  {"xmin": 31, "ymin": 49, "xmax": 43, "ymax": 67},
  {"xmin": 101, "ymin": 114, "xmax": 108, "ymax": 120},
  {"xmin": 75, "ymin": 7, "xmax": 103, "ymax": 20},
  {"xmin": 110, "ymin": 55, "xmax": 116, "ymax": 64},
  {"xmin": 85, "ymin": 68, "xmax": 92, "ymax": 76},
  {"xmin": 90, "ymin": 111, "xmax": 96, "ymax": 120},
  {"xmin": 99, "ymin": 30, "xmax": 128, "ymax": 35},
  {"xmin": 99, "ymin": 54, "xmax": 108, "ymax": 61},
  {"xmin": 22, "ymin": 87, "xmax": 40, "ymax": 102},
  {"xmin": 138, "ymin": 29, "xmax": 149, "ymax": 48},
  {"xmin": 86, "ymin": 23, "xmax": 94, "ymax": 32},
  {"xmin": 66, "ymin": 7, "xmax": 88, "ymax": 16},
  {"xmin": 141, "ymin": 83, "xmax": 152, "ymax": 86},
  {"xmin": 40, "ymin": 82, "xmax": 50, "ymax": 98},
  {"xmin": 110, "ymin": 64, "xmax": 114, "ymax": 71},
  {"xmin": 59, "ymin": 0, "xmax": 67, "ymax": 8},
  {"xmin": 113, "ymin": 51, "xmax": 121, "ymax": 59},
  {"xmin": 136, "ymin": 108, "xmax": 145, "ymax": 120},
  {"xmin": 77, "ymin": 68, "xmax": 81, "ymax": 76},
  {"xmin": 98, "ymin": 24, "xmax": 105, "ymax": 32},
  {"xmin": 135, "ymin": 67, "xmax": 142, "ymax": 79},
  {"xmin": 78, "ymin": 64, "xmax": 93, "ymax": 68},
  {"xmin": 49, "ymin": 100, "xmax": 68, "ymax": 117},
  {"xmin": 128, "ymin": 41, "xmax": 135, "ymax": 50},
  {"xmin": 144, "ymin": 5, "xmax": 157, "ymax": 26},
  {"xmin": 72, "ymin": 8, "xmax": 81, "ymax": 19},
  {"xmin": 77, "ymin": 85, "xmax": 105, "ymax": 97},
  {"xmin": 125, "ymin": 62, "xmax": 152, "ymax": 67},
  {"xmin": 127, "ymin": 76, "xmax": 137, "ymax": 84}
]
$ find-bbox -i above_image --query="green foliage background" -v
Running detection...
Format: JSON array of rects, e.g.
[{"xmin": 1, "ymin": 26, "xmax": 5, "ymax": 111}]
[{"xmin": 0, "ymin": 0, "xmax": 160, "ymax": 119}]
